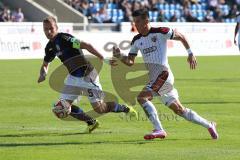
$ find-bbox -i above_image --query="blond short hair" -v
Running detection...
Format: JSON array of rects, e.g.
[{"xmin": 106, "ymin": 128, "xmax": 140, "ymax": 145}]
[{"xmin": 43, "ymin": 16, "xmax": 57, "ymax": 24}]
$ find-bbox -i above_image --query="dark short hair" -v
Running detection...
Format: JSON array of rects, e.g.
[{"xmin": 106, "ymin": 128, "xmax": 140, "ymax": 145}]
[{"xmin": 132, "ymin": 8, "xmax": 149, "ymax": 19}]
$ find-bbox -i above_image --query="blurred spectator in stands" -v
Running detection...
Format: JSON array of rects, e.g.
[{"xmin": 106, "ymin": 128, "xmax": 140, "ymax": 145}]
[
  {"xmin": 63, "ymin": 0, "xmax": 239, "ymax": 23},
  {"xmin": 213, "ymin": 7, "xmax": 223, "ymax": 22},
  {"xmin": 182, "ymin": 0, "xmax": 191, "ymax": 9},
  {"xmin": 64, "ymin": 0, "xmax": 73, "ymax": 6},
  {"xmin": 226, "ymin": 4, "xmax": 239, "ymax": 18},
  {"xmin": 166, "ymin": 0, "xmax": 175, "ymax": 3},
  {"xmin": 12, "ymin": 8, "xmax": 24, "ymax": 22},
  {"xmin": 87, "ymin": 1, "xmax": 98, "ymax": 19},
  {"xmin": 132, "ymin": 1, "xmax": 142, "ymax": 12},
  {"xmin": 203, "ymin": 10, "xmax": 215, "ymax": 22},
  {"xmin": 183, "ymin": 9, "xmax": 201, "ymax": 22},
  {"xmin": 78, "ymin": 0, "xmax": 89, "ymax": 16},
  {"xmin": 99, "ymin": 0, "xmax": 107, "ymax": 3},
  {"xmin": 93, "ymin": 6, "xmax": 112, "ymax": 23},
  {"xmin": 149, "ymin": 0, "xmax": 159, "ymax": 11},
  {"xmin": 65, "ymin": 0, "xmax": 80, "ymax": 10},
  {"xmin": 157, "ymin": 10, "xmax": 168, "ymax": 22},
  {"xmin": 121, "ymin": 0, "xmax": 133, "ymax": 22},
  {"xmin": 139, "ymin": 0, "xmax": 150, "ymax": 9},
  {"xmin": 169, "ymin": 11, "xmax": 179, "ymax": 22},
  {"xmin": 218, "ymin": 0, "xmax": 226, "ymax": 5},
  {"xmin": 158, "ymin": 0, "xmax": 165, "ymax": 4},
  {"xmin": 190, "ymin": 0, "xmax": 200, "ymax": 4},
  {"xmin": 0, "ymin": 7, "xmax": 11, "ymax": 22},
  {"xmin": 207, "ymin": 0, "xmax": 218, "ymax": 11}
]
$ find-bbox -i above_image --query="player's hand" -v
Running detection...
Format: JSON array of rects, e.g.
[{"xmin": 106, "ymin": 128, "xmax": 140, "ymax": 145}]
[
  {"xmin": 38, "ymin": 75, "xmax": 46, "ymax": 83},
  {"xmin": 187, "ymin": 54, "xmax": 197, "ymax": 70},
  {"xmin": 112, "ymin": 46, "xmax": 121, "ymax": 59}
]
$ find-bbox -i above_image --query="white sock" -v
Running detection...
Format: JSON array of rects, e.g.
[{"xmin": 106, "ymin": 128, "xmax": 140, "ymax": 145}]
[
  {"xmin": 182, "ymin": 108, "xmax": 211, "ymax": 128},
  {"xmin": 142, "ymin": 101, "xmax": 164, "ymax": 131}
]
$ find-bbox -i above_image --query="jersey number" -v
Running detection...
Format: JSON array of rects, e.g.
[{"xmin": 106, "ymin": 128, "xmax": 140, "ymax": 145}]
[{"xmin": 88, "ymin": 89, "xmax": 93, "ymax": 97}]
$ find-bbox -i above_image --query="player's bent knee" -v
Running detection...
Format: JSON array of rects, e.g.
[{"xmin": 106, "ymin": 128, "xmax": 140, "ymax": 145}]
[
  {"xmin": 137, "ymin": 96, "xmax": 148, "ymax": 105},
  {"xmin": 137, "ymin": 90, "xmax": 153, "ymax": 104},
  {"xmin": 137, "ymin": 93, "xmax": 149, "ymax": 104},
  {"xmin": 93, "ymin": 106, "xmax": 104, "ymax": 113},
  {"xmin": 174, "ymin": 109, "xmax": 184, "ymax": 115},
  {"xmin": 92, "ymin": 103, "xmax": 108, "ymax": 113},
  {"xmin": 170, "ymin": 103, "xmax": 185, "ymax": 115}
]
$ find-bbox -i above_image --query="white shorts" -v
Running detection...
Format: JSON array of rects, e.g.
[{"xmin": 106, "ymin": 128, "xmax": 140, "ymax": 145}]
[
  {"xmin": 159, "ymin": 88, "xmax": 179, "ymax": 106},
  {"xmin": 147, "ymin": 70, "xmax": 179, "ymax": 107},
  {"xmin": 60, "ymin": 69, "xmax": 104, "ymax": 103}
]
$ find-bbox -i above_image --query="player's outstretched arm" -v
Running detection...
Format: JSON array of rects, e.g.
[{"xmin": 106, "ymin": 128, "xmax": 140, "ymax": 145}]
[
  {"xmin": 38, "ymin": 61, "xmax": 49, "ymax": 83},
  {"xmin": 80, "ymin": 41, "xmax": 104, "ymax": 60},
  {"xmin": 80, "ymin": 41, "xmax": 117, "ymax": 66},
  {"xmin": 234, "ymin": 22, "xmax": 239, "ymax": 45},
  {"xmin": 173, "ymin": 30, "xmax": 197, "ymax": 70},
  {"xmin": 112, "ymin": 46, "xmax": 135, "ymax": 66}
]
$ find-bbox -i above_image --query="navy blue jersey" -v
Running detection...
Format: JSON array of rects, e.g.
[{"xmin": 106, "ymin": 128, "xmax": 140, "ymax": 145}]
[{"xmin": 44, "ymin": 32, "xmax": 94, "ymax": 77}]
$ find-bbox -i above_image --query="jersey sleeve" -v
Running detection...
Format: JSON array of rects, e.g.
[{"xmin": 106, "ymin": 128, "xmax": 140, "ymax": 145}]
[
  {"xmin": 129, "ymin": 45, "xmax": 138, "ymax": 56},
  {"xmin": 44, "ymin": 44, "xmax": 56, "ymax": 63},
  {"xmin": 159, "ymin": 27, "xmax": 174, "ymax": 40},
  {"xmin": 61, "ymin": 33, "xmax": 81, "ymax": 49},
  {"xmin": 128, "ymin": 35, "xmax": 140, "ymax": 56}
]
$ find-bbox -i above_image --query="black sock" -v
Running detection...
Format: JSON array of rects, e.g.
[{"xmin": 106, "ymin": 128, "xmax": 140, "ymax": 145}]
[
  {"xmin": 113, "ymin": 103, "xmax": 130, "ymax": 113},
  {"xmin": 70, "ymin": 105, "xmax": 96, "ymax": 125}
]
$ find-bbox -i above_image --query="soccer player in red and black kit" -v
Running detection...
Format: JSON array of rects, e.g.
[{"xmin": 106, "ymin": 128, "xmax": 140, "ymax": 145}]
[
  {"xmin": 113, "ymin": 9, "xmax": 218, "ymax": 140},
  {"xmin": 37, "ymin": 16, "xmax": 137, "ymax": 133}
]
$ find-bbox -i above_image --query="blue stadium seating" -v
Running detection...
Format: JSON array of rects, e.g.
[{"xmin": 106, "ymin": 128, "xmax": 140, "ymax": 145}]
[{"xmin": 65, "ymin": 1, "xmax": 237, "ymax": 23}]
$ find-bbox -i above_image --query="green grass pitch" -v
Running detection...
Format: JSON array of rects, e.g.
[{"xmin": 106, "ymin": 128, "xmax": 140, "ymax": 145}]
[{"xmin": 0, "ymin": 56, "xmax": 240, "ymax": 160}]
